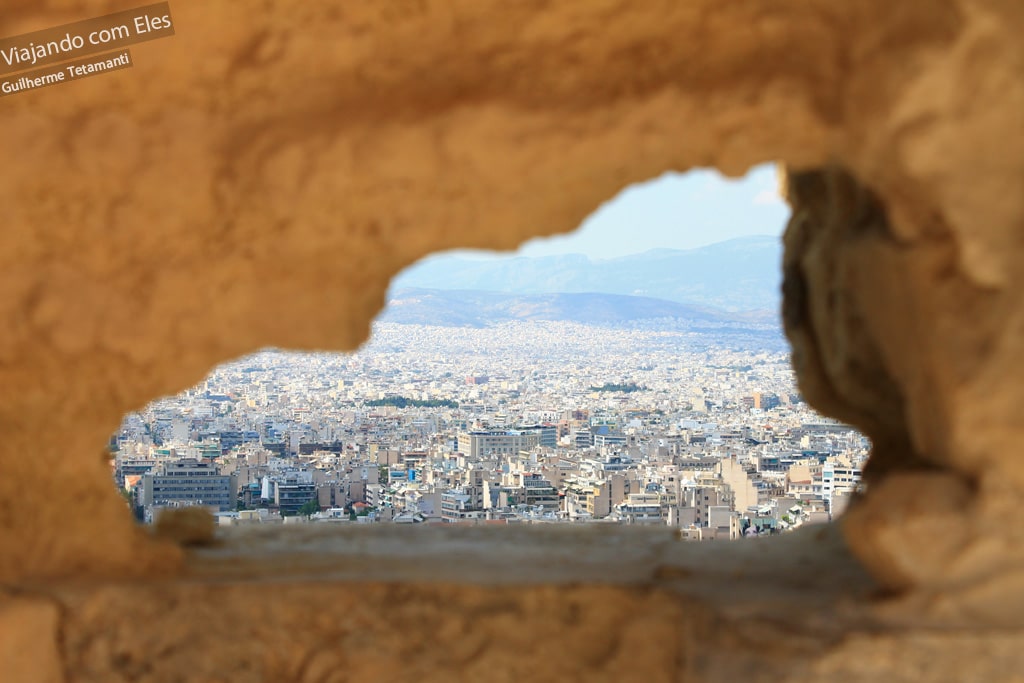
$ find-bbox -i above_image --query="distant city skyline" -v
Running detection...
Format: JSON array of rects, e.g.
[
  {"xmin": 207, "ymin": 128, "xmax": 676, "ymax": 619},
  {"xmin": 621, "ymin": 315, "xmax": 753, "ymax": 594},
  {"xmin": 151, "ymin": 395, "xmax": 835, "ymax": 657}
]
[{"xmin": 453, "ymin": 163, "xmax": 788, "ymax": 261}]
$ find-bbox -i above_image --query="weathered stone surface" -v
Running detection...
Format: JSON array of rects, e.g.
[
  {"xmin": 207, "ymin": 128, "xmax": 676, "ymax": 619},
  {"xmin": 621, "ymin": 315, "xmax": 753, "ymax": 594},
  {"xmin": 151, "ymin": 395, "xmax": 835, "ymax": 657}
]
[
  {"xmin": 40, "ymin": 525, "xmax": 1024, "ymax": 682},
  {"xmin": 780, "ymin": 159, "xmax": 1024, "ymax": 597},
  {"xmin": 52, "ymin": 525, "xmax": 869, "ymax": 683},
  {"xmin": 152, "ymin": 507, "xmax": 216, "ymax": 547},
  {"xmin": 1, "ymin": 0, "xmax": 1024, "ymax": 679},
  {"xmin": 0, "ymin": 596, "xmax": 64, "ymax": 683},
  {"xmin": 0, "ymin": 0, "xmax": 977, "ymax": 584}
]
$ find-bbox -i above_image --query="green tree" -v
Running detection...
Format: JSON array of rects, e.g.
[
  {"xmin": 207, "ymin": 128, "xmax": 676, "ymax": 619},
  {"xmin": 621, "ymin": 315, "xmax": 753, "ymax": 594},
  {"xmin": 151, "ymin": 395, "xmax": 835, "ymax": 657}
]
[
  {"xmin": 366, "ymin": 396, "xmax": 458, "ymax": 409},
  {"xmin": 298, "ymin": 497, "xmax": 320, "ymax": 517},
  {"xmin": 589, "ymin": 382, "xmax": 644, "ymax": 393}
]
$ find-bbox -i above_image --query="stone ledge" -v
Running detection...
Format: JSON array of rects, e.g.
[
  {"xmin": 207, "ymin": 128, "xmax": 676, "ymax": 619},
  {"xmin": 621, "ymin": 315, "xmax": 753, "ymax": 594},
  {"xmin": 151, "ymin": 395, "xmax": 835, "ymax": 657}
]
[{"xmin": 11, "ymin": 525, "xmax": 1018, "ymax": 682}]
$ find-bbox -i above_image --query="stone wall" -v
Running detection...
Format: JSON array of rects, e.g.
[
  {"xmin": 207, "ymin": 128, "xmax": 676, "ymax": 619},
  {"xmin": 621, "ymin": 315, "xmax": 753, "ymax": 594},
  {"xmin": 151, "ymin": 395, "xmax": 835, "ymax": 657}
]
[{"xmin": 2, "ymin": 0, "xmax": 1024, "ymax": 680}]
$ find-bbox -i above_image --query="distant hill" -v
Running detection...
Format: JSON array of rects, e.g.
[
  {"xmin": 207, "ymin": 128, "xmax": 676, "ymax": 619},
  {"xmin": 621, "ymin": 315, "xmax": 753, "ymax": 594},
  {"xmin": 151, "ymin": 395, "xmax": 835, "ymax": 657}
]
[
  {"xmin": 391, "ymin": 235, "xmax": 782, "ymax": 312},
  {"xmin": 381, "ymin": 288, "xmax": 774, "ymax": 330}
]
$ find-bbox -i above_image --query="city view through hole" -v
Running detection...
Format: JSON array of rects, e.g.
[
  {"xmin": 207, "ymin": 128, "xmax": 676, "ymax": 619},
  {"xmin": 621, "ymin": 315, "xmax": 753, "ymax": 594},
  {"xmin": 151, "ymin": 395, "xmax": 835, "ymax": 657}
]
[{"xmin": 112, "ymin": 164, "xmax": 868, "ymax": 536}]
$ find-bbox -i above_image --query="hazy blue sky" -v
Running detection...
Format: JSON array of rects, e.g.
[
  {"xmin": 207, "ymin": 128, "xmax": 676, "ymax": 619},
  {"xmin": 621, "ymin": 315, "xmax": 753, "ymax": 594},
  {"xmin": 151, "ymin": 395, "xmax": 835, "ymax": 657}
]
[{"xmin": 456, "ymin": 163, "xmax": 788, "ymax": 261}]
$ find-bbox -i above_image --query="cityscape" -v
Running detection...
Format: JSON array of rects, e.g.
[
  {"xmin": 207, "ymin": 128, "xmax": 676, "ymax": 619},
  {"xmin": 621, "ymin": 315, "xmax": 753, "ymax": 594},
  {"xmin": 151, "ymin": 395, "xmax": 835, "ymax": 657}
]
[
  {"xmin": 112, "ymin": 169, "xmax": 866, "ymax": 540},
  {"xmin": 113, "ymin": 312, "xmax": 867, "ymax": 539}
]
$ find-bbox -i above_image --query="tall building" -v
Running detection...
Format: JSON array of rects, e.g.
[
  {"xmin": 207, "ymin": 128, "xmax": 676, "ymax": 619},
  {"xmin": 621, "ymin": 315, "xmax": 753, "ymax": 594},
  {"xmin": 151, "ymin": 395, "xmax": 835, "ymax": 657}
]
[
  {"xmin": 516, "ymin": 424, "xmax": 558, "ymax": 448},
  {"xmin": 520, "ymin": 473, "xmax": 560, "ymax": 510},
  {"xmin": 139, "ymin": 458, "xmax": 237, "ymax": 513},
  {"xmin": 458, "ymin": 430, "xmax": 541, "ymax": 458},
  {"xmin": 718, "ymin": 457, "xmax": 759, "ymax": 513},
  {"xmin": 114, "ymin": 456, "xmax": 157, "ymax": 490},
  {"xmin": 617, "ymin": 493, "xmax": 665, "ymax": 524},
  {"xmin": 571, "ymin": 428, "xmax": 593, "ymax": 449},
  {"xmin": 273, "ymin": 476, "xmax": 318, "ymax": 515}
]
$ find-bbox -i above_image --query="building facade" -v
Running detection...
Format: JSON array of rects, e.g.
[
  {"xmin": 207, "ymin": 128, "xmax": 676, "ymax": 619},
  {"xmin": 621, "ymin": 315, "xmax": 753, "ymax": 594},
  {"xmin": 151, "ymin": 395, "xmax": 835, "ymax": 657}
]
[{"xmin": 139, "ymin": 458, "xmax": 237, "ymax": 513}]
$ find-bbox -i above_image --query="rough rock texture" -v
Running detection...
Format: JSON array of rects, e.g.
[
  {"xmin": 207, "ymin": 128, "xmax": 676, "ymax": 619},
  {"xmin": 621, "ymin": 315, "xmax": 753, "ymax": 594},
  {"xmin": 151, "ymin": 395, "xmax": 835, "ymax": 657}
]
[
  {"xmin": 1, "ymin": 0, "xmax": 1024, "ymax": 679},
  {"xmin": 0, "ymin": 596, "xmax": 64, "ymax": 683},
  {"xmin": 781, "ymin": 164, "xmax": 1024, "ymax": 599},
  {"xmin": 24, "ymin": 525, "xmax": 947, "ymax": 683},
  {"xmin": 35, "ymin": 525, "xmax": 1024, "ymax": 683}
]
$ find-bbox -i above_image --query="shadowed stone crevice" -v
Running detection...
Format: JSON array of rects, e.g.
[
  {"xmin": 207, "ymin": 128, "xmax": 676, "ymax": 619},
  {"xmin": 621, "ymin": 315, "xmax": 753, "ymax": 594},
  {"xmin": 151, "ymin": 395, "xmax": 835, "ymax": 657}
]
[
  {"xmin": 782, "ymin": 167, "xmax": 1024, "ymax": 612},
  {"xmin": 783, "ymin": 168, "xmax": 914, "ymax": 465}
]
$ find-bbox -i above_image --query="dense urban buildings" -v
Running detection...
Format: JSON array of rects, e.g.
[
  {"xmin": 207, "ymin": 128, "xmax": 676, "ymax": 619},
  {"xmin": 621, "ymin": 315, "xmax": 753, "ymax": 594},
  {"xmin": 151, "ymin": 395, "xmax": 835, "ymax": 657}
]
[{"xmin": 112, "ymin": 320, "xmax": 867, "ymax": 537}]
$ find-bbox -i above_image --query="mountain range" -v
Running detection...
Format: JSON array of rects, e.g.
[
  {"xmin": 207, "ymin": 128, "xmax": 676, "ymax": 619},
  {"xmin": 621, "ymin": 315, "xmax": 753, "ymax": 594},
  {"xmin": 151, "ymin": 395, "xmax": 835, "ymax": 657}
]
[
  {"xmin": 380, "ymin": 287, "xmax": 782, "ymax": 345},
  {"xmin": 390, "ymin": 235, "xmax": 782, "ymax": 313},
  {"xmin": 381, "ymin": 288, "xmax": 724, "ymax": 327}
]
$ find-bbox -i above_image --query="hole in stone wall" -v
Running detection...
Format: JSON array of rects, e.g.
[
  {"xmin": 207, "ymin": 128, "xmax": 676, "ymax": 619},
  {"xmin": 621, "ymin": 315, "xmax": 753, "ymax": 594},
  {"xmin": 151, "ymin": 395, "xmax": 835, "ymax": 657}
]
[{"xmin": 110, "ymin": 163, "xmax": 868, "ymax": 539}]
